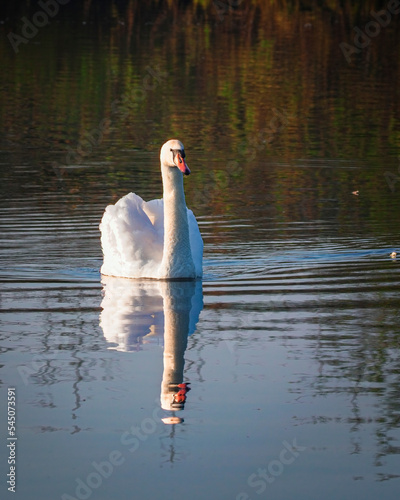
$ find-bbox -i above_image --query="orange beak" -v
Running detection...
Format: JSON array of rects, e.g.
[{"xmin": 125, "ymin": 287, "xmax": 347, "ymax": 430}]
[{"xmin": 176, "ymin": 153, "xmax": 191, "ymax": 175}]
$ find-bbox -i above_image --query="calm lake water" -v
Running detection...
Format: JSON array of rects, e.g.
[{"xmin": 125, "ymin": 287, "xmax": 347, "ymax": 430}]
[{"xmin": 1, "ymin": 2, "xmax": 400, "ymax": 499}]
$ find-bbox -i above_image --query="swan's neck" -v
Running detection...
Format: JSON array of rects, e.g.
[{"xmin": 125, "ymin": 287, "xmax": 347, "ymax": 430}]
[{"xmin": 160, "ymin": 166, "xmax": 195, "ymax": 279}]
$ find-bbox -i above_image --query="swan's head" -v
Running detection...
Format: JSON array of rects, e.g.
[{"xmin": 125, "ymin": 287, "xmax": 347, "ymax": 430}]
[{"xmin": 160, "ymin": 139, "xmax": 190, "ymax": 175}]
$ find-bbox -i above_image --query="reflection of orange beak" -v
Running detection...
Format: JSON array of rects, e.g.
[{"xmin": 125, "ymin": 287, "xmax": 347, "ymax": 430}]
[
  {"xmin": 178, "ymin": 383, "xmax": 190, "ymax": 389},
  {"xmin": 176, "ymin": 153, "xmax": 191, "ymax": 175},
  {"xmin": 173, "ymin": 383, "xmax": 191, "ymax": 404},
  {"xmin": 174, "ymin": 391, "xmax": 186, "ymax": 403}
]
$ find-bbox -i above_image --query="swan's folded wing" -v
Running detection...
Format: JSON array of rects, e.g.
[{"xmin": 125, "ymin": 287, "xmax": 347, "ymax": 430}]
[
  {"xmin": 100, "ymin": 193, "xmax": 164, "ymax": 278},
  {"xmin": 142, "ymin": 198, "xmax": 164, "ymax": 235},
  {"xmin": 187, "ymin": 208, "xmax": 203, "ymax": 277}
]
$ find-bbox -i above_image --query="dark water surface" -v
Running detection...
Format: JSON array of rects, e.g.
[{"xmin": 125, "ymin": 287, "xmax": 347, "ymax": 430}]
[{"xmin": 1, "ymin": 3, "xmax": 400, "ymax": 499}]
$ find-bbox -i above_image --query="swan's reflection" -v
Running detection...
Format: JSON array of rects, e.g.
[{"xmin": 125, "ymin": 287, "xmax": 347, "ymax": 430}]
[{"xmin": 100, "ymin": 278, "xmax": 203, "ymax": 422}]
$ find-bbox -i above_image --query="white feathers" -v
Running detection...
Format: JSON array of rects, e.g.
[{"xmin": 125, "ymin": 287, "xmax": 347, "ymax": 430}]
[
  {"xmin": 100, "ymin": 193, "xmax": 203, "ymax": 279},
  {"xmin": 100, "ymin": 140, "xmax": 203, "ymax": 280}
]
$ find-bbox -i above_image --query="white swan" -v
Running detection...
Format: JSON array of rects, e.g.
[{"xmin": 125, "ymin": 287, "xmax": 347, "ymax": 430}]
[{"xmin": 99, "ymin": 140, "xmax": 203, "ymax": 279}]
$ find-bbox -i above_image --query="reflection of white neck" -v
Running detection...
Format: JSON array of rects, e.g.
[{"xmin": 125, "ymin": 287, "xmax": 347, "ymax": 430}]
[
  {"xmin": 159, "ymin": 166, "xmax": 195, "ymax": 279},
  {"xmin": 160, "ymin": 282, "xmax": 191, "ymax": 411}
]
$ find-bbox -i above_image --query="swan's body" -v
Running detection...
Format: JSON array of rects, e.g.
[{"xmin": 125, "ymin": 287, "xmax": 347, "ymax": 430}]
[{"xmin": 100, "ymin": 140, "xmax": 203, "ymax": 279}]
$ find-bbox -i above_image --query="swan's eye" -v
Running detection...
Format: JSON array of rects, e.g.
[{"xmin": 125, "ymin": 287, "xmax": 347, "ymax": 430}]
[{"xmin": 170, "ymin": 149, "xmax": 185, "ymax": 161}]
